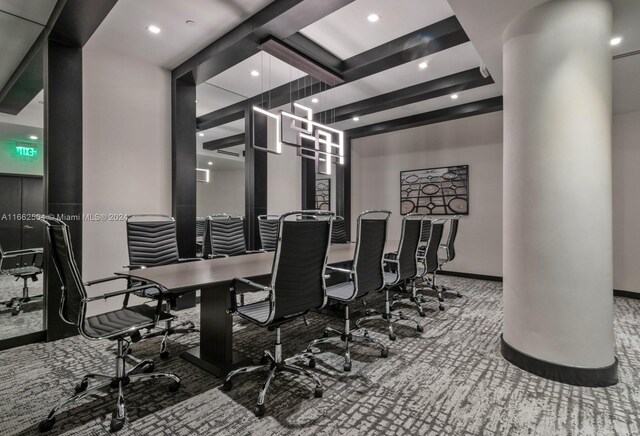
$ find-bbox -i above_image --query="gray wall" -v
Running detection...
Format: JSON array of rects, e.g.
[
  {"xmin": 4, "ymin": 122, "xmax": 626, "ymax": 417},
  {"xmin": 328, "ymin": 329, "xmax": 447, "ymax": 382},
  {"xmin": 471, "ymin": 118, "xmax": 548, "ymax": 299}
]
[{"xmin": 196, "ymin": 169, "xmax": 245, "ymax": 216}]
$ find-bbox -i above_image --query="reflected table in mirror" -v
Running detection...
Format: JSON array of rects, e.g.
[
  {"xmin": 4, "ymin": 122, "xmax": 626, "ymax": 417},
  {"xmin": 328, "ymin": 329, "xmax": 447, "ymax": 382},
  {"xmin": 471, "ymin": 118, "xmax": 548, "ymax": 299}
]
[{"xmin": 116, "ymin": 243, "xmax": 359, "ymax": 377}]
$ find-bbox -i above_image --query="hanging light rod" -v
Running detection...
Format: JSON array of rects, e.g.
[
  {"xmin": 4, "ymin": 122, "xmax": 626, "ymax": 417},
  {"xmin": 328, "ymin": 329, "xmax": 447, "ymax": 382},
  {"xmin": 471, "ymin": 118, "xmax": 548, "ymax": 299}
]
[{"xmin": 258, "ymin": 37, "xmax": 344, "ymax": 86}]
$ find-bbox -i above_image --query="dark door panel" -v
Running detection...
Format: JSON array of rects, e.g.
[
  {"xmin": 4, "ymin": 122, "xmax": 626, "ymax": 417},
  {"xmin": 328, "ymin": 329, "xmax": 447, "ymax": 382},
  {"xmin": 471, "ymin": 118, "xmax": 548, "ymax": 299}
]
[{"xmin": 0, "ymin": 176, "xmax": 23, "ymax": 259}]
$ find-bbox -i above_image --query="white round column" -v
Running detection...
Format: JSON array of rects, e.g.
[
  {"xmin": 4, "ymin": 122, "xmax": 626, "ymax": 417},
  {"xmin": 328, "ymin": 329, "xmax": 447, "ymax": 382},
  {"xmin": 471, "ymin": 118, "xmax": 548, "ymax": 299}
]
[{"xmin": 502, "ymin": 0, "xmax": 617, "ymax": 385}]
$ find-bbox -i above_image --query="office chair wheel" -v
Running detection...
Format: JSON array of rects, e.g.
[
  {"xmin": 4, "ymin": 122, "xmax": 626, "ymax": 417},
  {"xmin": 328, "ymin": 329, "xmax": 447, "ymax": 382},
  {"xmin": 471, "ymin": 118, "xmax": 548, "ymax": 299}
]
[
  {"xmin": 74, "ymin": 379, "xmax": 89, "ymax": 394},
  {"xmin": 168, "ymin": 380, "xmax": 180, "ymax": 392},
  {"xmin": 5, "ymin": 298, "xmax": 14, "ymax": 308},
  {"xmin": 416, "ymin": 325, "xmax": 424, "ymax": 333},
  {"xmin": 11, "ymin": 307, "xmax": 20, "ymax": 316},
  {"xmin": 456, "ymin": 292, "xmax": 462, "ymax": 298},
  {"xmin": 160, "ymin": 350, "xmax": 169, "ymax": 360},
  {"xmin": 314, "ymin": 387, "xmax": 323, "ymax": 398},
  {"xmin": 419, "ymin": 311, "xmax": 426, "ymax": 317},
  {"xmin": 254, "ymin": 404, "xmax": 265, "ymax": 417},
  {"xmin": 308, "ymin": 358, "xmax": 316, "ymax": 369},
  {"xmin": 110, "ymin": 416, "xmax": 125, "ymax": 433},
  {"xmin": 143, "ymin": 362, "xmax": 155, "ymax": 373},
  {"xmin": 38, "ymin": 417, "xmax": 55, "ymax": 432},
  {"xmin": 222, "ymin": 380, "xmax": 232, "ymax": 391},
  {"xmin": 388, "ymin": 333, "xmax": 396, "ymax": 341},
  {"xmin": 343, "ymin": 362, "xmax": 351, "ymax": 372},
  {"xmin": 260, "ymin": 354, "xmax": 270, "ymax": 365},
  {"xmin": 439, "ymin": 305, "xmax": 445, "ymax": 311},
  {"xmin": 380, "ymin": 348, "xmax": 389, "ymax": 358},
  {"xmin": 322, "ymin": 331, "xmax": 330, "ymax": 338}
]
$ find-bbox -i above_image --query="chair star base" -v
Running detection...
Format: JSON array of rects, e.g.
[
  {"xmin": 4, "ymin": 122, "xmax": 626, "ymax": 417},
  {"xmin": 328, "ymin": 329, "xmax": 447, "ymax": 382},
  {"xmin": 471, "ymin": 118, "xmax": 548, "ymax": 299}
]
[
  {"xmin": 139, "ymin": 318, "xmax": 199, "ymax": 359},
  {"xmin": 355, "ymin": 290, "xmax": 424, "ymax": 341},
  {"xmin": 222, "ymin": 327, "xmax": 323, "ymax": 417},
  {"xmin": 39, "ymin": 338, "xmax": 180, "ymax": 433},
  {"xmin": 3, "ymin": 277, "xmax": 42, "ymax": 316}
]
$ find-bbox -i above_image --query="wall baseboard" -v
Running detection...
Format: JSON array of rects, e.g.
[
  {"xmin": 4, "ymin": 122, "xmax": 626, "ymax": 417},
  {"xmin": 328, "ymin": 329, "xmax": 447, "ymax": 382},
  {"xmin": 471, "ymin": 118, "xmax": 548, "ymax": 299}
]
[
  {"xmin": 614, "ymin": 289, "xmax": 640, "ymax": 299},
  {"xmin": 0, "ymin": 331, "xmax": 45, "ymax": 352},
  {"xmin": 439, "ymin": 270, "xmax": 503, "ymax": 282}
]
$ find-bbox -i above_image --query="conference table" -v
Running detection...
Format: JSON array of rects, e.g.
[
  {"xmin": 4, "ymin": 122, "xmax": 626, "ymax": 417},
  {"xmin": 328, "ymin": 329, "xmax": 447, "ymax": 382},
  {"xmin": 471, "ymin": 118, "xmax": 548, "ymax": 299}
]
[{"xmin": 116, "ymin": 243, "xmax": 360, "ymax": 377}]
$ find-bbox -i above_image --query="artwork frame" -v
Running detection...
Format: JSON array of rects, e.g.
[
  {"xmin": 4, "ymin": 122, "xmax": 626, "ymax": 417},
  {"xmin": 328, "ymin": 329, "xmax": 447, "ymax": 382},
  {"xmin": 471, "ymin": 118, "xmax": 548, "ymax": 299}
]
[
  {"xmin": 399, "ymin": 165, "xmax": 469, "ymax": 216},
  {"xmin": 315, "ymin": 178, "xmax": 331, "ymax": 211}
]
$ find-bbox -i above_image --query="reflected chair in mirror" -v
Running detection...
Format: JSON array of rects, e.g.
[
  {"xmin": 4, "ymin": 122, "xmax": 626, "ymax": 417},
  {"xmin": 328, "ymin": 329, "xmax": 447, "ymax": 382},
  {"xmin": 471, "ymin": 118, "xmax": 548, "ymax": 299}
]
[
  {"xmin": 38, "ymin": 217, "xmax": 180, "ymax": 434},
  {"xmin": 305, "ymin": 210, "xmax": 391, "ymax": 372},
  {"xmin": 195, "ymin": 216, "xmax": 206, "ymax": 256},
  {"xmin": 356, "ymin": 214, "xmax": 425, "ymax": 340},
  {"xmin": 257, "ymin": 214, "xmax": 279, "ymax": 252},
  {"xmin": 0, "ymin": 241, "xmax": 43, "ymax": 316},
  {"xmin": 223, "ymin": 210, "xmax": 334, "ymax": 417},
  {"xmin": 125, "ymin": 214, "xmax": 200, "ymax": 359},
  {"xmin": 202, "ymin": 214, "xmax": 262, "ymax": 258},
  {"xmin": 437, "ymin": 216, "xmax": 462, "ymax": 298},
  {"xmin": 331, "ymin": 216, "xmax": 349, "ymax": 243}
]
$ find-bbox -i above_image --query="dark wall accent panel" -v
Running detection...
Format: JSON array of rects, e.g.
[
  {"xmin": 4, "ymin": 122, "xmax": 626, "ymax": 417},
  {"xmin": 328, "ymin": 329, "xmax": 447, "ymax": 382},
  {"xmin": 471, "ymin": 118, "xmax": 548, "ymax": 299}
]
[
  {"xmin": 45, "ymin": 40, "xmax": 83, "ymax": 341},
  {"xmin": 245, "ymin": 107, "xmax": 267, "ymax": 250}
]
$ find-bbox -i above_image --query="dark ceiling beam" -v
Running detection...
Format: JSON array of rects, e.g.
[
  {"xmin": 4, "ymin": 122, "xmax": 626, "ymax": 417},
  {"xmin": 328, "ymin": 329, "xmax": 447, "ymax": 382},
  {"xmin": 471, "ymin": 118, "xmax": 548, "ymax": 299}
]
[
  {"xmin": 346, "ymin": 96, "xmax": 503, "ymax": 139},
  {"xmin": 197, "ymin": 107, "xmax": 245, "ymax": 131},
  {"xmin": 203, "ymin": 133, "xmax": 245, "ymax": 151},
  {"xmin": 315, "ymin": 67, "xmax": 493, "ymax": 124},
  {"xmin": 196, "ymin": 16, "xmax": 469, "ymax": 131},
  {"xmin": 173, "ymin": 0, "xmax": 355, "ymax": 84},
  {"xmin": 283, "ymin": 32, "xmax": 343, "ymax": 74},
  {"xmin": 50, "ymin": 0, "xmax": 118, "ymax": 47}
]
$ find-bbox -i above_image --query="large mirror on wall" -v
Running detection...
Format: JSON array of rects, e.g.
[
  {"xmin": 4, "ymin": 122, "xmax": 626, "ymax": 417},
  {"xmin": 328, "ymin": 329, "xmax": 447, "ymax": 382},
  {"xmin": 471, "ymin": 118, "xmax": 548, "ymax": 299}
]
[{"xmin": 0, "ymin": 78, "xmax": 46, "ymax": 339}]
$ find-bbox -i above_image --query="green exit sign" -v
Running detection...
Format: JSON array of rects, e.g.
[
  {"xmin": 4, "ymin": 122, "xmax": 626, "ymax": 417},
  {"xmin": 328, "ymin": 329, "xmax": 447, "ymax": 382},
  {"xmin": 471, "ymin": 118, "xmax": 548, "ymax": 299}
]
[{"xmin": 15, "ymin": 145, "xmax": 38, "ymax": 158}]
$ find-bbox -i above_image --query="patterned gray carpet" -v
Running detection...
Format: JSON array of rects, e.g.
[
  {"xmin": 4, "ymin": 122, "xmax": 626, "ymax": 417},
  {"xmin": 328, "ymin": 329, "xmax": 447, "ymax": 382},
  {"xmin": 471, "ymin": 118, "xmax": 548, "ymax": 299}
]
[
  {"xmin": 1, "ymin": 276, "xmax": 639, "ymax": 435},
  {"xmin": 0, "ymin": 274, "xmax": 44, "ymax": 340}
]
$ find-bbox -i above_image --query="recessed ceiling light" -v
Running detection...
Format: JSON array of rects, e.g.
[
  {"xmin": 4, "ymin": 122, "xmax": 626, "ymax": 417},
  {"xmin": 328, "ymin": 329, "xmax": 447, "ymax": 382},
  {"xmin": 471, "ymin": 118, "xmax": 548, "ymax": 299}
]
[
  {"xmin": 311, "ymin": 98, "xmax": 319, "ymax": 103},
  {"xmin": 198, "ymin": 133, "xmax": 204, "ymax": 137},
  {"xmin": 610, "ymin": 36, "xmax": 623, "ymax": 46},
  {"xmin": 418, "ymin": 61, "xmax": 428, "ymax": 70},
  {"xmin": 367, "ymin": 13, "xmax": 380, "ymax": 23},
  {"xmin": 208, "ymin": 161, "xmax": 213, "ymax": 166},
  {"xmin": 29, "ymin": 135, "xmax": 38, "ymax": 140},
  {"xmin": 195, "ymin": 100, "xmax": 198, "ymax": 103},
  {"xmin": 352, "ymin": 117, "xmax": 360, "ymax": 122},
  {"xmin": 250, "ymin": 70, "xmax": 260, "ymax": 77},
  {"xmin": 146, "ymin": 25, "xmax": 161, "ymax": 34},
  {"xmin": 185, "ymin": 20, "xmax": 196, "ymax": 26},
  {"xmin": 451, "ymin": 94, "xmax": 459, "ymax": 100}
]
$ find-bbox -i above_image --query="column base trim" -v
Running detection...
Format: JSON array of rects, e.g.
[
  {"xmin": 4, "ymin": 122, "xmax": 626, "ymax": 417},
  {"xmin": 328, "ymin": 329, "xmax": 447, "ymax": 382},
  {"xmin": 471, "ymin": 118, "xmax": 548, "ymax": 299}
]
[{"xmin": 500, "ymin": 334, "xmax": 618, "ymax": 387}]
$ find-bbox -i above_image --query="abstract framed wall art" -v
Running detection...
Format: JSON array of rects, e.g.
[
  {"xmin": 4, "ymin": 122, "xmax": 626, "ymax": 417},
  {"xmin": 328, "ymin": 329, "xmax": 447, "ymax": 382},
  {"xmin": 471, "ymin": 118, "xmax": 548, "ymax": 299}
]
[
  {"xmin": 400, "ymin": 165, "xmax": 469, "ymax": 215},
  {"xmin": 315, "ymin": 178, "xmax": 331, "ymax": 211}
]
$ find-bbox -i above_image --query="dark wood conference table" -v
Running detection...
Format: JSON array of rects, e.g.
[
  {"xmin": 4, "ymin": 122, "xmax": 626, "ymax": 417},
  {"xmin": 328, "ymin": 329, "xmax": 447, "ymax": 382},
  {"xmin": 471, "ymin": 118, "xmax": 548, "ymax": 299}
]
[{"xmin": 116, "ymin": 243, "xmax": 359, "ymax": 377}]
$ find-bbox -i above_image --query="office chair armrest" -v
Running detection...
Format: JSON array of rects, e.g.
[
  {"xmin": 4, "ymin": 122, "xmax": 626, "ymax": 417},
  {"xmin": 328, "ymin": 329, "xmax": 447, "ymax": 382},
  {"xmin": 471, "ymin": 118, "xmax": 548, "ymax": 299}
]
[
  {"xmin": 178, "ymin": 257, "xmax": 203, "ymax": 262},
  {"xmin": 326, "ymin": 266, "xmax": 353, "ymax": 275},
  {"xmin": 123, "ymin": 265, "xmax": 146, "ymax": 270},
  {"xmin": 234, "ymin": 277, "xmax": 271, "ymax": 291},
  {"xmin": 85, "ymin": 275, "xmax": 131, "ymax": 286},
  {"xmin": 83, "ymin": 283, "xmax": 162, "ymax": 302},
  {"xmin": 2, "ymin": 248, "xmax": 43, "ymax": 257},
  {"xmin": 383, "ymin": 258, "xmax": 398, "ymax": 265},
  {"xmin": 245, "ymin": 249, "xmax": 265, "ymax": 254},
  {"xmin": 208, "ymin": 254, "xmax": 229, "ymax": 259}
]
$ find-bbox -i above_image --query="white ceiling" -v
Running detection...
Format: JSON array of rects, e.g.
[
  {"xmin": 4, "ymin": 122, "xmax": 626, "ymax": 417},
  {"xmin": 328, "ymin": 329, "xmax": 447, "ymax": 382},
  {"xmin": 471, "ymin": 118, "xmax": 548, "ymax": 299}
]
[
  {"xmin": 89, "ymin": 0, "xmax": 274, "ymax": 69},
  {"xmin": 0, "ymin": 89, "xmax": 43, "ymax": 128},
  {"xmin": 300, "ymin": 0, "xmax": 454, "ymax": 60},
  {"xmin": 0, "ymin": 121, "xmax": 43, "ymax": 146},
  {"xmin": 0, "ymin": 0, "xmax": 55, "ymax": 92}
]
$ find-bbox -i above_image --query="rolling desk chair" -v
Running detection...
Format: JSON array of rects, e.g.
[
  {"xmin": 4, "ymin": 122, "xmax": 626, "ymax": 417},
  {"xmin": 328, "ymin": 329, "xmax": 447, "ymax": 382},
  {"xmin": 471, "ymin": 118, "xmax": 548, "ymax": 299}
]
[
  {"xmin": 331, "ymin": 216, "xmax": 349, "ymax": 243},
  {"xmin": 0, "ymin": 241, "xmax": 43, "ymax": 316},
  {"xmin": 38, "ymin": 217, "xmax": 180, "ymax": 433},
  {"xmin": 356, "ymin": 214, "xmax": 425, "ymax": 340},
  {"xmin": 125, "ymin": 215, "xmax": 199, "ymax": 359},
  {"xmin": 223, "ymin": 210, "xmax": 334, "ymax": 417},
  {"xmin": 305, "ymin": 210, "xmax": 391, "ymax": 372},
  {"xmin": 202, "ymin": 214, "xmax": 262, "ymax": 258},
  {"xmin": 437, "ymin": 216, "xmax": 462, "ymax": 298},
  {"xmin": 257, "ymin": 214, "xmax": 279, "ymax": 252}
]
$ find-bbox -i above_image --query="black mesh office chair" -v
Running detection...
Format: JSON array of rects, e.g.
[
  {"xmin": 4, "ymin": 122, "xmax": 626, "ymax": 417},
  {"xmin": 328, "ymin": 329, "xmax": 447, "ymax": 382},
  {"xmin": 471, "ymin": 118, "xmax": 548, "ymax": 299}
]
[
  {"xmin": 305, "ymin": 210, "xmax": 391, "ymax": 372},
  {"xmin": 356, "ymin": 214, "xmax": 425, "ymax": 340},
  {"xmin": 125, "ymin": 215, "xmax": 199, "ymax": 359},
  {"xmin": 437, "ymin": 216, "xmax": 462, "ymax": 298},
  {"xmin": 38, "ymin": 217, "xmax": 180, "ymax": 433},
  {"xmin": 202, "ymin": 214, "xmax": 262, "ymax": 258},
  {"xmin": 0, "ymin": 241, "xmax": 43, "ymax": 316},
  {"xmin": 331, "ymin": 216, "xmax": 349, "ymax": 243},
  {"xmin": 258, "ymin": 214, "xmax": 279, "ymax": 252},
  {"xmin": 223, "ymin": 210, "xmax": 334, "ymax": 417},
  {"xmin": 399, "ymin": 220, "xmax": 446, "ymax": 314}
]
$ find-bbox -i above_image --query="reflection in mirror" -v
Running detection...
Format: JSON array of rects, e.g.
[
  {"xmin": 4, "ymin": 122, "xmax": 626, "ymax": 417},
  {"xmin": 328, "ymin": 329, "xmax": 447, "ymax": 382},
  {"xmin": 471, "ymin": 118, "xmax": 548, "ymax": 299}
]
[
  {"xmin": 196, "ymin": 120, "xmax": 245, "ymax": 255},
  {"xmin": 0, "ymin": 89, "xmax": 45, "ymax": 340}
]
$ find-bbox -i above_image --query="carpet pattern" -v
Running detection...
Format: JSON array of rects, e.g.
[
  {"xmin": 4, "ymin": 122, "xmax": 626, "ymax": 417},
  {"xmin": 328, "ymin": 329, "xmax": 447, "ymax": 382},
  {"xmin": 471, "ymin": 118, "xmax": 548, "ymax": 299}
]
[{"xmin": 1, "ymin": 276, "xmax": 639, "ymax": 435}]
